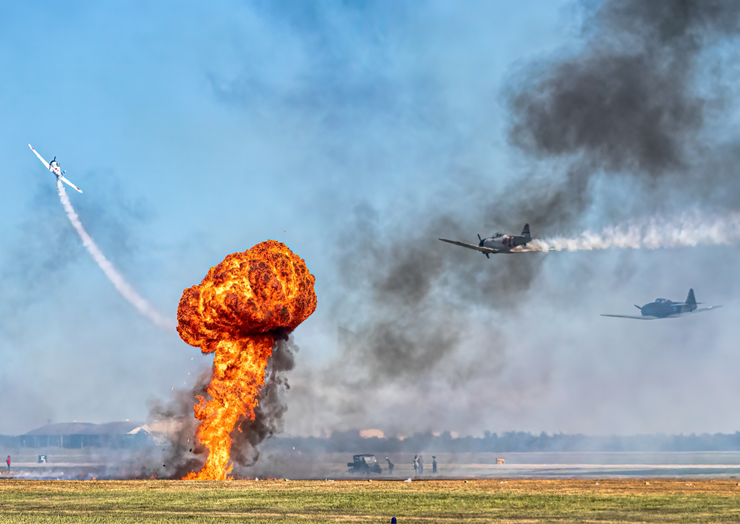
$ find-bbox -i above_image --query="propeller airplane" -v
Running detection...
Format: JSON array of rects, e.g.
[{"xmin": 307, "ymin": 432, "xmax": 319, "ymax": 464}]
[
  {"xmin": 28, "ymin": 144, "xmax": 82, "ymax": 193},
  {"xmin": 601, "ymin": 289, "xmax": 721, "ymax": 320},
  {"xmin": 439, "ymin": 224, "xmax": 532, "ymax": 258}
]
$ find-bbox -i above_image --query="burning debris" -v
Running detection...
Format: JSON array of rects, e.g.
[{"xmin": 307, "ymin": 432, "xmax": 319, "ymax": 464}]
[{"xmin": 176, "ymin": 240, "xmax": 317, "ymax": 480}]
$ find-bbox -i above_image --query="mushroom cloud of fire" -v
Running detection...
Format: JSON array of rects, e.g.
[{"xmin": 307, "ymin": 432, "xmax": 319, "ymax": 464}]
[{"xmin": 176, "ymin": 240, "xmax": 317, "ymax": 480}]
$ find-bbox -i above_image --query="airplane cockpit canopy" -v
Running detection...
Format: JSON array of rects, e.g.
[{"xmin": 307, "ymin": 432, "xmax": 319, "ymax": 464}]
[
  {"xmin": 655, "ymin": 298, "xmax": 669, "ymax": 303},
  {"xmin": 493, "ymin": 232, "xmax": 503, "ymax": 238}
]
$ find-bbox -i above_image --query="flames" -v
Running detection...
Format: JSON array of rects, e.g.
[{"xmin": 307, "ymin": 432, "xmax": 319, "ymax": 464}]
[{"xmin": 177, "ymin": 240, "xmax": 317, "ymax": 480}]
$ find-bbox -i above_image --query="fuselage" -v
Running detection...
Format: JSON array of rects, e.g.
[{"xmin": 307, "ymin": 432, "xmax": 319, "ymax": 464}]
[
  {"xmin": 49, "ymin": 161, "xmax": 62, "ymax": 177},
  {"xmin": 640, "ymin": 298, "xmax": 695, "ymax": 318},
  {"xmin": 481, "ymin": 233, "xmax": 530, "ymax": 253}
]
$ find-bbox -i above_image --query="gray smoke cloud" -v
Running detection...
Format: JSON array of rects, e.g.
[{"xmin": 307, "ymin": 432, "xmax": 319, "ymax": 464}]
[{"xmin": 333, "ymin": 209, "xmax": 537, "ymax": 385}]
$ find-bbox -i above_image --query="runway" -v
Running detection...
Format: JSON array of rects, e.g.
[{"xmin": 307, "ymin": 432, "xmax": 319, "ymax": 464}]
[{"xmin": 4, "ymin": 451, "xmax": 740, "ymax": 480}]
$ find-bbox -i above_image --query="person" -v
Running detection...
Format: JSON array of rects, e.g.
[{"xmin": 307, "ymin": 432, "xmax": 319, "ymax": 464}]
[
  {"xmin": 418, "ymin": 455, "xmax": 424, "ymax": 475},
  {"xmin": 385, "ymin": 457, "xmax": 394, "ymax": 475},
  {"xmin": 413, "ymin": 455, "xmax": 418, "ymax": 475},
  {"xmin": 6, "ymin": 456, "xmax": 10, "ymax": 473},
  {"xmin": 432, "ymin": 456, "xmax": 437, "ymax": 474}
]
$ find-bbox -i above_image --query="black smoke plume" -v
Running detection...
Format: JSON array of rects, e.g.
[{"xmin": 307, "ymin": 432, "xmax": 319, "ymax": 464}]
[
  {"xmin": 506, "ymin": 0, "xmax": 740, "ymax": 226},
  {"xmin": 230, "ymin": 337, "xmax": 298, "ymax": 475}
]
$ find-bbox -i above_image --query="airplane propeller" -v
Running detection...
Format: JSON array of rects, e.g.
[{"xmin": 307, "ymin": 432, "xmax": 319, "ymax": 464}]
[
  {"xmin": 634, "ymin": 305, "xmax": 642, "ymax": 310},
  {"xmin": 477, "ymin": 234, "xmax": 489, "ymax": 259}
]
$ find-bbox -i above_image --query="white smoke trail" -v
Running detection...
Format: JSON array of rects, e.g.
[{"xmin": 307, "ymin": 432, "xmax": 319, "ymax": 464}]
[
  {"xmin": 526, "ymin": 212, "xmax": 740, "ymax": 252},
  {"xmin": 57, "ymin": 180, "xmax": 175, "ymax": 329}
]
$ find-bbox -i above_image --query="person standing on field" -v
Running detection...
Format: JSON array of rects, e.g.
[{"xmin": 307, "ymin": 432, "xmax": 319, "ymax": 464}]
[
  {"xmin": 413, "ymin": 455, "xmax": 418, "ymax": 475},
  {"xmin": 386, "ymin": 457, "xmax": 394, "ymax": 475},
  {"xmin": 5, "ymin": 456, "xmax": 10, "ymax": 472},
  {"xmin": 418, "ymin": 455, "xmax": 424, "ymax": 475}
]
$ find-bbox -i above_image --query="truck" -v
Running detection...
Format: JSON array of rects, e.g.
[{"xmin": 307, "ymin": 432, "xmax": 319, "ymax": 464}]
[{"xmin": 347, "ymin": 454, "xmax": 382, "ymax": 474}]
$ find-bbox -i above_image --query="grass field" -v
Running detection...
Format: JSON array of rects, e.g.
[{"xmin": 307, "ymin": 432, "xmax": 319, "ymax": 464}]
[{"xmin": 2, "ymin": 479, "xmax": 740, "ymax": 523}]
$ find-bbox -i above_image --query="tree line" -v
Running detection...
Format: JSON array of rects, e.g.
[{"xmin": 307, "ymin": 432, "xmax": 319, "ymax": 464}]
[{"xmin": 264, "ymin": 430, "xmax": 740, "ymax": 453}]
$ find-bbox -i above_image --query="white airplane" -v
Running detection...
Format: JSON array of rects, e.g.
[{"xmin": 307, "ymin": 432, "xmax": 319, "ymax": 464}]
[{"xmin": 28, "ymin": 144, "xmax": 82, "ymax": 193}]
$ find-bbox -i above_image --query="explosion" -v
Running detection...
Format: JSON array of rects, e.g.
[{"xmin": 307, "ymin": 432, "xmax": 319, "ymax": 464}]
[{"xmin": 177, "ymin": 240, "xmax": 317, "ymax": 480}]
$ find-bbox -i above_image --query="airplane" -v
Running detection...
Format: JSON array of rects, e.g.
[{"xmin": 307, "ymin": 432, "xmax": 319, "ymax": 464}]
[
  {"xmin": 439, "ymin": 224, "xmax": 532, "ymax": 258},
  {"xmin": 28, "ymin": 144, "xmax": 82, "ymax": 193},
  {"xmin": 601, "ymin": 289, "xmax": 721, "ymax": 320}
]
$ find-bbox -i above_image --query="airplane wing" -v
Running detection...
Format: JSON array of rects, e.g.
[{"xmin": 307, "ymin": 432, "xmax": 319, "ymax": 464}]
[
  {"xmin": 28, "ymin": 144, "xmax": 50, "ymax": 170},
  {"xmin": 661, "ymin": 305, "xmax": 723, "ymax": 318},
  {"xmin": 691, "ymin": 305, "xmax": 722, "ymax": 314},
  {"xmin": 600, "ymin": 314, "xmax": 657, "ymax": 320},
  {"xmin": 59, "ymin": 175, "xmax": 83, "ymax": 193},
  {"xmin": 602, "ymin": 306, "xmax": 721, "ymax": 320},
  {"xmin": 439, "ymin": 238, "xmax": 499, "ymax": 255}
]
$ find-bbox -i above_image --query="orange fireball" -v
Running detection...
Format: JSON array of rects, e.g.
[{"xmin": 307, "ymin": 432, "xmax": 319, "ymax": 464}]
[{"xmin": 177, "ymin": 240, "xmax": 317, "ymax": 480}]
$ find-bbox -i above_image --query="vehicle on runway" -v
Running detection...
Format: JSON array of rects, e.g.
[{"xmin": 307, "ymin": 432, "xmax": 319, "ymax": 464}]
[
  {"xmin": 439, "ymin": 224, "xmax": 532, "ymax": 258},
  {"xmin": 28, "ymin": 144, "xmax": 82, "ymax": 193},
  {"xmin": 601, "ymin": 289, "xmax": 721, "ymax": 320},
  {"xmin": 347, "ymin": 454, "xmax": 382, "ymax": 475}
]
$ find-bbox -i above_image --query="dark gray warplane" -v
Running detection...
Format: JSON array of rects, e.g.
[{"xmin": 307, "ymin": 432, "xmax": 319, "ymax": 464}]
[
  {"xmin": 439, "ymin": 224, "xmax": 531, "ymax": 258},
  {"xmin": 601, "ymin": 289, "xmax": 721, "ymax": 320}
]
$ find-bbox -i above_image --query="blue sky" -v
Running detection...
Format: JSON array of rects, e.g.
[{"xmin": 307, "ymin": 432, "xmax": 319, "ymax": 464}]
[{"xmin": 2, "ymin": 1, "xmax": 739, "ymax": 438}]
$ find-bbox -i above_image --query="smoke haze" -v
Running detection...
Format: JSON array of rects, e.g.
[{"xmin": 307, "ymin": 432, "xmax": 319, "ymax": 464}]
[
  {"xmin": 57, "ymin": 180, "xmax": 174, "ymax": 329},
  {"xmin": 3, "ymin": 0, "xmax": 740, "ymax": 448}
]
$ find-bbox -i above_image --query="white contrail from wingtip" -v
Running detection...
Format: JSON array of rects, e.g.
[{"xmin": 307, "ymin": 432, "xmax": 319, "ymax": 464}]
[
  {"xmin": 525, "ymin": 212, "xmax": 740, "ymax": 252},
  {"xmin": 57, "ymin": 180, "xmax": 175, "ymax": 330}
]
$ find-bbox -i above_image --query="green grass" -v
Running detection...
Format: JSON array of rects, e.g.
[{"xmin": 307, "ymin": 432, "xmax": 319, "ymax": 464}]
[{"xmin": 1, "ymin": 479, "xmax": 740, "ymax": 523}]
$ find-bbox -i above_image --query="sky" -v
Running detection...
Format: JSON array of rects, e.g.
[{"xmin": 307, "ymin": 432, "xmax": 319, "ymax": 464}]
[{"xmin": 1, "ymin": 0, "xmax": 740, "ymax": 438}]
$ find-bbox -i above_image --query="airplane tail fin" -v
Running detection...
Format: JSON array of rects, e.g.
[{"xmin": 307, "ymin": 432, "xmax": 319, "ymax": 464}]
[
  {"xmin": 686, "ymin": 288, "xmax": 697, "ymax": 307},
  {"xmin": 521, "ymin": 223, "xmax": 531, "ymax": 240}
]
